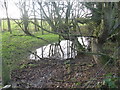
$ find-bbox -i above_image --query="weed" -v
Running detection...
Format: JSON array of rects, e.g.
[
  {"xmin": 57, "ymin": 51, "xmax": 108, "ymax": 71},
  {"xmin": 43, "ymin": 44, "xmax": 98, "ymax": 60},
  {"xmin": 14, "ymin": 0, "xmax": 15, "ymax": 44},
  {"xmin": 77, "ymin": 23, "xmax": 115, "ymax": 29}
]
[{"xmin": 101, "ymin": 73, "xmax": 117, "ymax": 88}]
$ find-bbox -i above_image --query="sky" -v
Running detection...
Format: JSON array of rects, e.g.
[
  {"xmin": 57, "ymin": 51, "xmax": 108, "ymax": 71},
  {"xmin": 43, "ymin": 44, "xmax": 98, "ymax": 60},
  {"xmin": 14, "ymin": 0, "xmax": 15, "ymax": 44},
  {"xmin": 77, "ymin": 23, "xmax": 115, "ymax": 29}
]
[
  {"xmin": 0, "ymin": 0, "xmax": 83, "ymax": 19},
  {"xmin": 0, "ymin": 0, "xmax": 119, "ymax": 19},
  {"xmin": 0, "ymin": 0, "xmax": 21, "ymax": 19}
]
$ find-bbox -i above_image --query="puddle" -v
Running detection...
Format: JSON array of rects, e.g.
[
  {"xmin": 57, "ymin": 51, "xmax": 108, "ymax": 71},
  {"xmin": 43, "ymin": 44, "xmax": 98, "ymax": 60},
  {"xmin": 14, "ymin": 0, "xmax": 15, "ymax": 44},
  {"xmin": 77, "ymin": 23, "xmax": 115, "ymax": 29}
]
[
  {"xmin": 30, "ymin": 37, "xmax": 90, "ymax": 60},
  {"xmin": 77, "ymin": 37, "xmax": 90, "ymax": 49}
]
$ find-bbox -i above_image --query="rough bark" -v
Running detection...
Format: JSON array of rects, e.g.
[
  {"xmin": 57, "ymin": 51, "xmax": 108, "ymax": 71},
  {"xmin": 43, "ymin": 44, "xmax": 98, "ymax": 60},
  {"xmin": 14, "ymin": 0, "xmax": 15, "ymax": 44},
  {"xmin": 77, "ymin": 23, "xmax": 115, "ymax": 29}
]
[
  {"xmin": 90, "ymin": 3, "xmax": 114, "ymax": 64},
  {"xmin": 91, "ymin": 38, "xmax": 103, "ymax": 64}
]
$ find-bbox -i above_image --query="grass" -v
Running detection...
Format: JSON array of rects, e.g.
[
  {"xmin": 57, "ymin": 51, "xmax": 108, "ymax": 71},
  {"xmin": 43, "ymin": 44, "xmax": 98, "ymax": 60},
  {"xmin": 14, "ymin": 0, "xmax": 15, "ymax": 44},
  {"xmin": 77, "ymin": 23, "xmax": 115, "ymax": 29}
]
[
  {"xmin": 1, "ymin": 19, "xmax": 51, "ymax": 32},
  {"xmin": 2, "ymin": 30, "xmax": 59, "ymax": 85}
]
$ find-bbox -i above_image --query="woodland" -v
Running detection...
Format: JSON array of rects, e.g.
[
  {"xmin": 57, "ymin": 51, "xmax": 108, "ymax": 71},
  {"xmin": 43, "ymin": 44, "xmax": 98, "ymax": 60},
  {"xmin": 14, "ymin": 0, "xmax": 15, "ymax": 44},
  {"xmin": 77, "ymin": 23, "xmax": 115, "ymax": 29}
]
[{"xmin": 0, "ymin": 0, "xmax": 120, "ymax": 89}]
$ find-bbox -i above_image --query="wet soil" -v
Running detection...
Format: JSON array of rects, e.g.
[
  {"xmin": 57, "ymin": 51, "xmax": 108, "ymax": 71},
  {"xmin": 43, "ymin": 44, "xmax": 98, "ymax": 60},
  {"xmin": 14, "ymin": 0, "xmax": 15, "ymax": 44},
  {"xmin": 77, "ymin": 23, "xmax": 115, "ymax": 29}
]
[{"xmin": 11, "ymin": 55, "xmax": 114, "ymax": 88}]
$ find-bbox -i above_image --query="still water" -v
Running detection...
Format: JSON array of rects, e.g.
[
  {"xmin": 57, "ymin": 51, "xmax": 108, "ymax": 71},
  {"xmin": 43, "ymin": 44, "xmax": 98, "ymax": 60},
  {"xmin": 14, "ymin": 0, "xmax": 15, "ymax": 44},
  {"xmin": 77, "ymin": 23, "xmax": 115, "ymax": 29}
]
[{"xmin": 30, "ymin": 37, "xmax": 89, "ymax": 60}]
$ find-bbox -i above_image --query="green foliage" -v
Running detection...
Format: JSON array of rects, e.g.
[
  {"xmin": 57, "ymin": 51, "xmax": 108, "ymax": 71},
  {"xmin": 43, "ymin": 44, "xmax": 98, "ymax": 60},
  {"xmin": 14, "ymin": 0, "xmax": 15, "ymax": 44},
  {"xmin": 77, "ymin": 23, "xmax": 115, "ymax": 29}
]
[
  {"xmin": 20, "ymin": 64, "xmax": 27, "ymax": 69},
  {"xmin": 75, "ymin": 82, "xmax": 81, "ymax": 86},
  {"xmin": 64, "ymin": 60, "xmax": 71, "ymax": 65},
  {"xmin": 2, "ymin": 20, "xmax": 21, "ymax": 31},
  {"xmin": 0, "ymin": 85, "xmax": 2, "ymax": 89},
  {"xmin": 20, "ymin": 63, "xmax": 37, "ymax": 69},
  {"xmin": 103, "ymin": 73, "xmax": 117, "ymax": 88},
  {"xmin": 28, "ymin": 64, "xmax": 37, "ymax": 67},
  {"xmin": 101, "ymin": 55, "xmax": 111, "ymax": 64}
]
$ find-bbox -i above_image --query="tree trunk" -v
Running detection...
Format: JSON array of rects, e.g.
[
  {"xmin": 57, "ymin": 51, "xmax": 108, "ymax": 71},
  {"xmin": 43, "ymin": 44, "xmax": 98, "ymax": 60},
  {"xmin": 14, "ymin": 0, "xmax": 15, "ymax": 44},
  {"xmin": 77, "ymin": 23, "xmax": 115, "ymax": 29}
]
[
  {"xmin": 40, "ymin": 3, "xmax": 44, "ymax": 35},
  {"xmin": 0, "ymin": 19, "xmax": 2, "ymax": 31},
  {"xmin": 33, "ymin": 2, "xmax": 38, "ymax": 32},
  {"xmin": 4, "ymin": 1, "xmax": 12, "ymax": 34},
  {"xmin": 22, "ymin": 2, "xmax": 31, "ymax": 36},
  {"xmin": 91, "ymin": 3, "xmax": 111, "ymax": 64},
  {"xmin": 7, "ymin": 18, "xmax": 12, "ymax": 34},
  {"xmin": 91, "ymin": 38, "xmax": 103, "ymax": 64}
]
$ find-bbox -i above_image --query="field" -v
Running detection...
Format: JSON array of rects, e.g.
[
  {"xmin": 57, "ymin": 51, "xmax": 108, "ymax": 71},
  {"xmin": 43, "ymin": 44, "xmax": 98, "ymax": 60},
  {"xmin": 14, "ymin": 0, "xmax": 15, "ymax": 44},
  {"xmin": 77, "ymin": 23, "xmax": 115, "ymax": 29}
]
[{"xmin": 1, "ymin": 19, "xmax": 51, "ymax": 32}]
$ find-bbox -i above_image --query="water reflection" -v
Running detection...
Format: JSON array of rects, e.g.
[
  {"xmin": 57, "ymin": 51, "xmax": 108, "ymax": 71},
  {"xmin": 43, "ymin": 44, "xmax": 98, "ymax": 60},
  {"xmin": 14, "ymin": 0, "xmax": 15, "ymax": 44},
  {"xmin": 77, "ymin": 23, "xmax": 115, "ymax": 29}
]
[
  {"xmin": 77, "ymin": 37, "xmax": 89, "ymax": 49},
  {"xmin": 30, "ymin": 37, "xmax": 89, "ymax": 60}
]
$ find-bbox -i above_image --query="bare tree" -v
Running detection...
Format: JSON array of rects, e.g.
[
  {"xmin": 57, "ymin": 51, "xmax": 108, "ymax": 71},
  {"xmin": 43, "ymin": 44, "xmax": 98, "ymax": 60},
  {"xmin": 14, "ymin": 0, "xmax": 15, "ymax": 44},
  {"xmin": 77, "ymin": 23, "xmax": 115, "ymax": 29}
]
[
  {"xmin": 14, "ymin": 0, "xmax": 33, "ymax": 36},
  {"xmin": 83, "ymin": 2, "xmax": 120, "ymax": 64},
  {"xmin": 33, "ymin": 1, "xmax": 89, "ymax": 53},
  {"xmin": 32, "ymin": 1, "xmax": 39, "ymax": 32},
  {"xmin": 13, "ymin": 0, "xmax": 47, "ymax": 42},
  {"xmin": 40, "ymin": 4, "xmax": 44, "ymax": 35},
  {"xmin": 4, "ymin": 0, "xmax": 12, "ymax": 34}
]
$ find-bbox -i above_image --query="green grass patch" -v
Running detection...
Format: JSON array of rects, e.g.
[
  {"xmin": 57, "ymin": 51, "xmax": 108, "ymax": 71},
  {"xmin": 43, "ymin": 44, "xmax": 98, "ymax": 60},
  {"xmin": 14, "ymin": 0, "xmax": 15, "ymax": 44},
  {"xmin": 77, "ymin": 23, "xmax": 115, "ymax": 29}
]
[
  {"xmin": 2, "ymin": 30, "xmax": 59, "ymax": 85},
  {"xmin": 1, "ymin": 19, "xmax": 51, "ymax": 33}
]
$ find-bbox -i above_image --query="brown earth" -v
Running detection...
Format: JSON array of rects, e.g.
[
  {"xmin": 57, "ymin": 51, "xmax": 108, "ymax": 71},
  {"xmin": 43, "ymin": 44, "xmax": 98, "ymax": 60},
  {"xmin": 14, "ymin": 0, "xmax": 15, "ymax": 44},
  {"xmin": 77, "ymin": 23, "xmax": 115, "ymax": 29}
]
[{"xmin": 11, "ymin": 54, "xmax": 116, "ymax": 88}]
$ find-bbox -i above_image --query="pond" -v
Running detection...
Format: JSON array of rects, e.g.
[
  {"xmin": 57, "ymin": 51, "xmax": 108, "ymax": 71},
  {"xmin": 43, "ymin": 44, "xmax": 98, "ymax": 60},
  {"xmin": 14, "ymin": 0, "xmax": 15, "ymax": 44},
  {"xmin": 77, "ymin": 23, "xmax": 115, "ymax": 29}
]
[{"xmin": 30, "ymin": 37, "xmax": 90, "ymax": 60}]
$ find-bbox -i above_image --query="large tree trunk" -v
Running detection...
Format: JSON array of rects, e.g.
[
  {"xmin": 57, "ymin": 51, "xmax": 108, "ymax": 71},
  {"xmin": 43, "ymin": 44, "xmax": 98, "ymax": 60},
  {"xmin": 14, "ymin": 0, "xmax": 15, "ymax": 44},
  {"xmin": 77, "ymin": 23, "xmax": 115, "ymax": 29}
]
[
  {"xmin": 91, "ymin": 38, "xmax": 103, "ymax": 64},
  {"xmin": 91, "ymin": 3, "xmax": 112, "ymax": 64},
  {"xmin": 91, "ymin": 29, "xmax": 109, "ymax": 64}
]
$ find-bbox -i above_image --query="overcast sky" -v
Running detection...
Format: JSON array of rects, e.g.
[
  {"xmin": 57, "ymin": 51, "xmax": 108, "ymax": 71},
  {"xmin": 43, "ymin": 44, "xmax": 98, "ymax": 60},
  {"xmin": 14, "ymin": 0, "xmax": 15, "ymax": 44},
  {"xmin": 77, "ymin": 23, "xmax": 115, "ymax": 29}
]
[
  {"xmin": 0, "ymin": 0, "xmax": 84, "ymax": 19},
  {"xmin": 0, "ymin": 0, "xmax": 119, "ymax": 19},
  {"xmin": 0, "ymin": 0, "xmax": 21, "ymax": 19}
]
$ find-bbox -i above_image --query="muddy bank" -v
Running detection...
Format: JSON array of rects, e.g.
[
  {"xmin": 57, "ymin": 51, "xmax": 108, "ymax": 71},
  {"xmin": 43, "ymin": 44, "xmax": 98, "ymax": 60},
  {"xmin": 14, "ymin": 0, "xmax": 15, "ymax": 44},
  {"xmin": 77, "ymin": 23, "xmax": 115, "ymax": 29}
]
[{"xmin": 11, "ymin": 55, "xmax": 108, "ymax": 88}]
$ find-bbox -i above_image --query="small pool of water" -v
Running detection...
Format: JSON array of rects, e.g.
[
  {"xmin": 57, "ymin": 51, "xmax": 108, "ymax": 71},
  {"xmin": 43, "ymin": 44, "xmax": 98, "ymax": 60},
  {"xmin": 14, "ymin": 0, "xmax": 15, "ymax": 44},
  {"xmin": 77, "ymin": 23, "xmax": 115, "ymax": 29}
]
[{"xmin": 30, "ymin": 37, "xmax": 90, "ymax": 60}]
